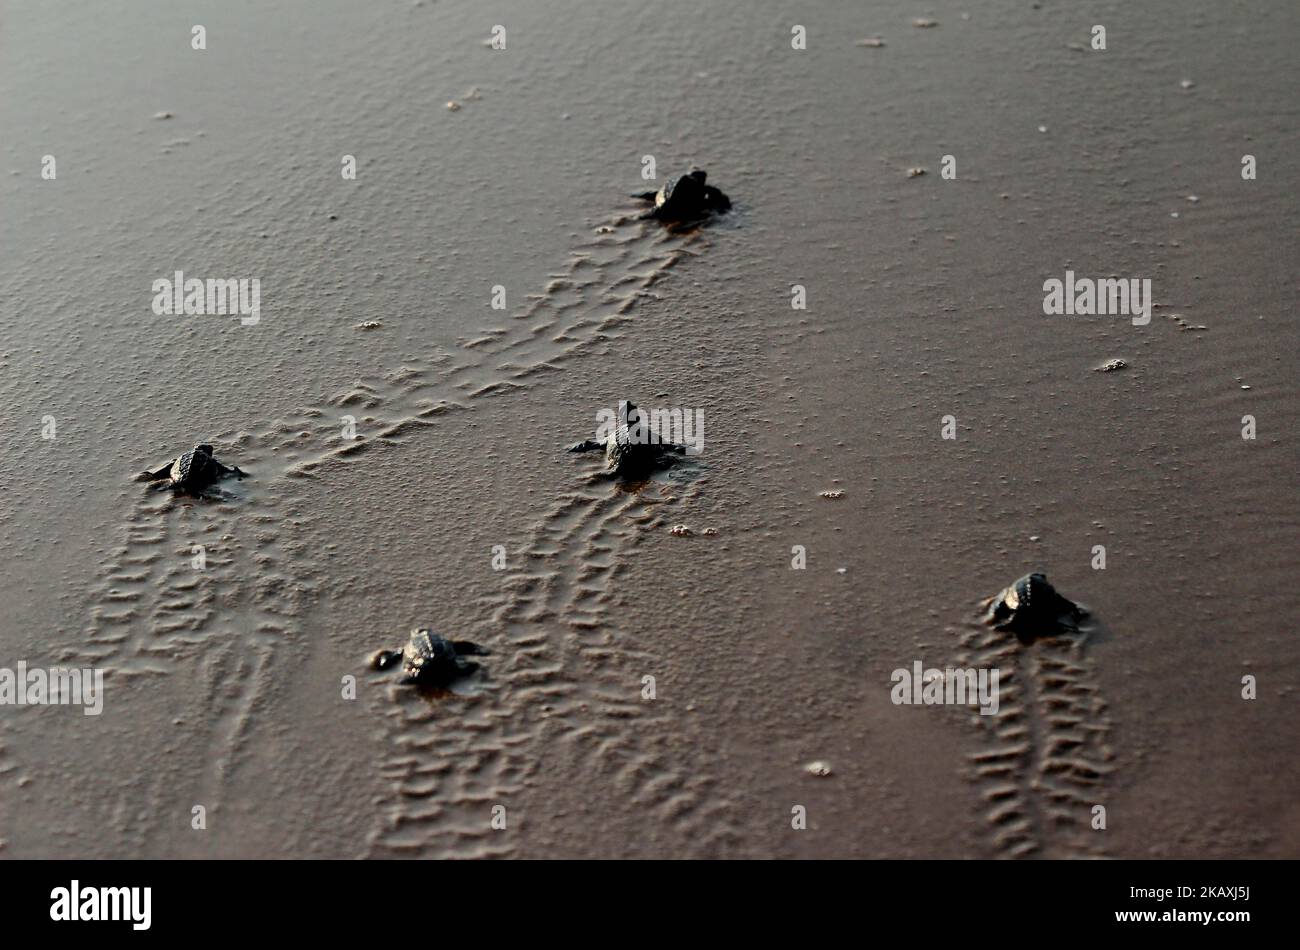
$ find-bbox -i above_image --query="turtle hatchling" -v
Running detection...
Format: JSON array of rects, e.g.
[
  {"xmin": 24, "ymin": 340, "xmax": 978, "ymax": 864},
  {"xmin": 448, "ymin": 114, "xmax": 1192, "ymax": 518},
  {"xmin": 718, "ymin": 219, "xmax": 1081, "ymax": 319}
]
[
  {"xmin": 979, "ymin": 572, "xmax": 1086, "ymax": 639},
  {"xmin": 633, "ymin": 169, "xmax": 732, "ymax": 223},
  {"xmin": 567, "ymin": 399, "xmax": 690, "ymax": 480},
  {"xmin": 137, "ymin": 443, "xmax": 247, "ymax": 495},
  {"xmin": 371, "ymin": 629, "xmax": 489, "ymax": 687}
]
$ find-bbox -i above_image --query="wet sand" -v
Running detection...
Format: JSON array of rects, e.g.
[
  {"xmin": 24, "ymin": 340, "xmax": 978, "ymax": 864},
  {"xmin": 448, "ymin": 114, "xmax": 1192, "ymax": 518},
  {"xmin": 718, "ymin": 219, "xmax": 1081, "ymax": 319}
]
[{"xmin": 1, "ymin": 0, "xmax": 1296, "ymax": 858}]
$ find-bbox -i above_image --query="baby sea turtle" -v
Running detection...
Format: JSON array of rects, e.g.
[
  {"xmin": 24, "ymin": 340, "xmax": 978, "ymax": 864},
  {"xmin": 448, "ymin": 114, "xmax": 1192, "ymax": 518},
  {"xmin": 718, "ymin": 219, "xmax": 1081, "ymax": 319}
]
[
  {"xmin": 567, "ymin": 399, "xmax": 689, "ymax": 479},
  {"xmin": 633, "ymin": 169, "xmax": 732, "ymax": 223},
  {"xmin": 370, "ymin": 629, "xmax": 489, "ymax": 687},
  {"xmin": 979, "ymin": 572, "xmax": 1086, "ymax": 640},
  {"xmin": 137, "ymin": 443, "xmax": 247, "ymax": 495}
]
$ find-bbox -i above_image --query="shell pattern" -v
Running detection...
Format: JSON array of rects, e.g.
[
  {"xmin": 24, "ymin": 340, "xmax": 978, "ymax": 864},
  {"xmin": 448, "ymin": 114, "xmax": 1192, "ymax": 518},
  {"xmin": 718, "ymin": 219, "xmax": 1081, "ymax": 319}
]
[{"xmin": 172, "ymin": 446, "xmax": 215, "ymax": 488}]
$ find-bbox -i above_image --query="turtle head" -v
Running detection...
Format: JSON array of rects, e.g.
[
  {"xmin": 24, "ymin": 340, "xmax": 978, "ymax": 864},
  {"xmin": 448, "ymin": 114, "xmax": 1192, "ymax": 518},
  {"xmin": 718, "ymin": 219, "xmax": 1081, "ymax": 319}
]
[
  {"xmin": 195, "ymin": 443, "xmax": 214, "ymax": 456},
  {"xmin": 688, "ymin": 169, "xmax": 707, "ymax": 184}
]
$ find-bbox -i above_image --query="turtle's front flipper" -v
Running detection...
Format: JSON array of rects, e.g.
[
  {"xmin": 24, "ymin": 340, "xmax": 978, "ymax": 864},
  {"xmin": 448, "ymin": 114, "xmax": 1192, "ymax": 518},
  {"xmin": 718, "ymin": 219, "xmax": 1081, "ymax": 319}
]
[
  {"xmin": 369, "ymin": 649, "xmax": 404, "ymax": 671},
  {"xmin": 631, "ymin": 191, "xmax": 657, "ymax": 201},
  {"xmin": 218, "ymin": 463, "xmax": 249, "ymax": 479},
  {"xmin": 1056, "ymin": 605, "xmax": 1084, "ymax": 632},
  {"xmin": 702, "ymin": 186, "xmax": 731, "ymax": 212},
  {"xmin": 137, "ymin": 464, "xmax": 173, "ymax": 482},
  {"xmin": 453, "ymin": 658, "xmax": 481, "ymax": 677},
  {"xmin": 567, "ymin": 440, "xmax": 603, "ymax": 453}
]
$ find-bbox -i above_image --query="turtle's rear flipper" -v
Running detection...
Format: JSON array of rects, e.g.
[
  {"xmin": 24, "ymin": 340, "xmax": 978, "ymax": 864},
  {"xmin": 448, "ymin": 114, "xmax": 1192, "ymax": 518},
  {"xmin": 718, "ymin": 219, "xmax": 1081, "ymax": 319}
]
[{"xmin": 452, "ymin": 640, "xmax": 489, "ymax": 657}]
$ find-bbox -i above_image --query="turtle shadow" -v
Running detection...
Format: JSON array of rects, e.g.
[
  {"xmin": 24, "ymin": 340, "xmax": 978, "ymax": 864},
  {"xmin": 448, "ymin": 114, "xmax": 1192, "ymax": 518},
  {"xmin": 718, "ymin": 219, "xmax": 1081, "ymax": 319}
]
[
  {"xmin": 588, "ymin": 457, "xmax": 705, "ymax": 494},
  {"xmin": 412, "ymin": 671, "xmax": 493, "ymax": 701},
  {"xmin": 1074, "ymin": 610, "xmax": 1113, "ymax": 648},
  {"xmin": 134, "ymin": 469, "xmax": 250, "ymax": 504},
  {"xmin": 617, "ymin": 197, "xmax": 742, "ymax": 236},
  {"xmin": 643, "ymin": 208, "xmax": 744, "ymax": 237},
  {"xmin": 595, "ymin": 467, "xmax": 707, "ymax": 499},
  {"xmin": 139, "ymin": 480, "xmax": 248, "ymax": 505},
  {"xmin": 997, "ymin": 607, "xmax": 1111, "ymax": 648},
  {"xmin": 373, "ymin": 667, "xmax": 492, "ymax": 703}
]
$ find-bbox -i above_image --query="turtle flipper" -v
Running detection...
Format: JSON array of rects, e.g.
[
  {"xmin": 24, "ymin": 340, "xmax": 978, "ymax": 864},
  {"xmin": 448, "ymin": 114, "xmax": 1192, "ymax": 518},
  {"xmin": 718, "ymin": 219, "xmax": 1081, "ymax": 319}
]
[
  {"xmin": 1057, "ymin": 603, "xmax": 1085, "ymax": 632},
  {"xmin": 137, "ymin": 464, "xmax": 173, "ymax": 482},
  {"xmin": 218, "ymin": 462, "xmax": 249, "ymax": 479},
  {"xmin": 702, "ymin": 185, "xmax": 731, "ymax": 212},
  {"xmin": 631, "ymin": 191, "xmax": 657, "ymax": 201},
  {"xmin": 453, "ymin": 657, "xmax": 480, "ymax": 676},
  {"xmin": 567, "ymin": 440, "xmax": 603, "ymax": 453},
  {"xmin": 650, "ymin": 449, "xmax": 682, "ymax": 469},
  {"xmin": 369, "ymin": 649, "xmax": 404, "ymax": 671}
]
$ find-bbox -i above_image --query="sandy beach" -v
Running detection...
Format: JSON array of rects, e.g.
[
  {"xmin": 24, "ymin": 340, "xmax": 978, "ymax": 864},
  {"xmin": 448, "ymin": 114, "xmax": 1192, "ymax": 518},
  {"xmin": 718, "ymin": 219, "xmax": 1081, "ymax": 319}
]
[{"xmin": 1, "ymin": 0, "xmax": 1296, "ymax": 859}]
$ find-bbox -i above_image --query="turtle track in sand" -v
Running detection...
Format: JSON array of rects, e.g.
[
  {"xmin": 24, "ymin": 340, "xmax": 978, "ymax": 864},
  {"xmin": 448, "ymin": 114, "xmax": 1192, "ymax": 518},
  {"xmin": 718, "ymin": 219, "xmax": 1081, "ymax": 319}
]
[
  {"xmin": 953, "ymin": 622, "xmax": 1116, "ymax": 858},
  {"xmin": 368, "ymin": 482, "xmax": 744, "ymax": 858},
  {"xmin": 69, "ymin": 457, "xmax": 325, "ymax": 829},
  {"xmin": 61, "ymin": 214, "xmax": 726, "ymax": 851},
  {"xmin": 77, "ymin": 215, "xmax": 695, "ymax": 673}
]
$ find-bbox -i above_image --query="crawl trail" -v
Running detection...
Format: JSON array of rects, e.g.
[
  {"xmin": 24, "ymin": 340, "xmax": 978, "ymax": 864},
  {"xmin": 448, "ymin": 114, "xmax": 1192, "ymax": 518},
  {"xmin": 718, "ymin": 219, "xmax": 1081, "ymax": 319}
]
[
  {"xmin": 954, "ymin": 622, "xmax": 1116, "ymax": 858},
  {"xmin": 59, "ymin": 213, "xmax": 724, "ymax": 852}
]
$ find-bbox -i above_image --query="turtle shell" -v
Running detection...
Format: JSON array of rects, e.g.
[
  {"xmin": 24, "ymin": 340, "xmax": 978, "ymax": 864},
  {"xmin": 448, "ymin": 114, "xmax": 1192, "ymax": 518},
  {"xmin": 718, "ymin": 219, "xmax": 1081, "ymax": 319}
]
[
  {"xmin": 401, "ymin": 629, "xmax": 459, "ymax": 683},
  {"xmin": 1008, "ymin": 572, "xmax": 1056, "ymax": 612},
  {"xmin": 171, "ymin": 446, "xmax": 214, "ymax": 486},
  {"xmin": 984, "ymin": 572, "xmax": 1082, "ymax": 635},
  {"xmin": 655, "ymin": 172, "xmax": 709, "ymax": 214},
  {"xmin": 603, "ymin": 401, "xmax": 660, "ymax": 473}
]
